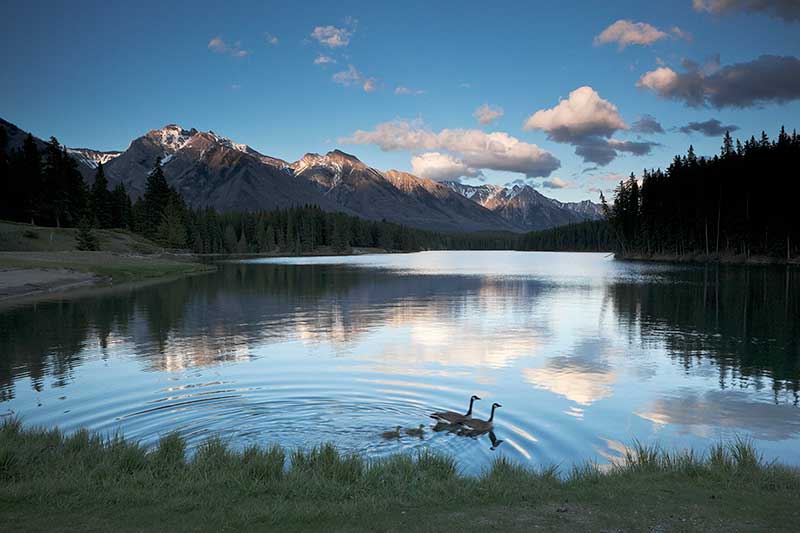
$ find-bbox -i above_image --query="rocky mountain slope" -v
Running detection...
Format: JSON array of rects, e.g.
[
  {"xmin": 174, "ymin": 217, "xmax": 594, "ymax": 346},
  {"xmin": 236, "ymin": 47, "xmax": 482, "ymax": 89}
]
[
  {"xmin": 443, "ymin": 181, "xmax": 602, "ymax": 231},
  {"xmin": 1, "ymin": 118, "xmax": 602, "ymax": 233}
]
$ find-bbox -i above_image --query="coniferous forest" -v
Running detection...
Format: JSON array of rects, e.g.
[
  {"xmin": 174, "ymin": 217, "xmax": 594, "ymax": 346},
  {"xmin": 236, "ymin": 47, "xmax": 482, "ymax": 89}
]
[
  {"xmin": 0, "ymin": 130, "xmax": 612, "ymax": 254},
  {"xmin": 606, "ymin": 127, "xmax": 800, "ymax": 261}
]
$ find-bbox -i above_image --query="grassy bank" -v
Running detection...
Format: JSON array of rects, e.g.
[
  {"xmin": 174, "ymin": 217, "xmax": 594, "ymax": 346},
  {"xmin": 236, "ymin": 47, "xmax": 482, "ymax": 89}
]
[
  {"xmin": 0, "ymin": 221, "xmax": 215, "ymax": 297},
  {"xmin": 0, "ymin": 221, "xmax": 162, "ymax": 254},
  {"xmin": 1, "ymin": 421, "xmax": 799, "ymax": 531},
  {"xmin": 0, "ymin": 251, "xmax": 215, "ymax": 285}
]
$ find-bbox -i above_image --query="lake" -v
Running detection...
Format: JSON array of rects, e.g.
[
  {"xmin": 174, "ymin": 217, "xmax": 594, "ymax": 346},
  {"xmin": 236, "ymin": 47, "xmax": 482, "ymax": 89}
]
[{"xmin": 1, "ymin": 251, "xmax": 798, "ymax": 475}]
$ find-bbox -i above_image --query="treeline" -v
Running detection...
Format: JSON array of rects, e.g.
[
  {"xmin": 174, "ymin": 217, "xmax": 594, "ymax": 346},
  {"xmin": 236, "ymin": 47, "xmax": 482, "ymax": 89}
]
[
  {"xmin": 0, "ymin": 132, "xmax": 131, "ymax": 231},
  {"xmin": 517, "ymin": 220, "xmax": 613, "ymax": 252},
  {"xmin": 0, "ymin": 129, "xmax": 609, "ymax": 254},
  {"xmin": 606, "ymin": 127, "xmax": 800, "ymax": 260}
]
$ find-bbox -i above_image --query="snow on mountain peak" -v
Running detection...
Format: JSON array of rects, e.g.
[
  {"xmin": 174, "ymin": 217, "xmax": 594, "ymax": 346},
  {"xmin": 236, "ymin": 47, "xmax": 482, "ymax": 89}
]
[
  {"xmin": 66, "ymin": 148, "xmax": 122, "ymax": 169},
  {"xmin": 150, "ymin": 124, "xmax": 198, "ymax": 153}
]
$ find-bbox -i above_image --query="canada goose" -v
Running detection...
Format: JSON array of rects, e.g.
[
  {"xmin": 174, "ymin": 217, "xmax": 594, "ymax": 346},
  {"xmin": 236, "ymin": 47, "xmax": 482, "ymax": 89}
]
[
  {"xmin": 381, "ymin": 426, "xmax": 402, "ymax": 439},
  {"xmin": 430, "ymin": 395, "xmax": 481, "ymax": 424},
  {"xmin": 405, "ymin": 424, "xmax": 425, "ymax": 438},
  {"xmin": 461, "ymin": 402, "xmax": 501, "ymax": 432}
]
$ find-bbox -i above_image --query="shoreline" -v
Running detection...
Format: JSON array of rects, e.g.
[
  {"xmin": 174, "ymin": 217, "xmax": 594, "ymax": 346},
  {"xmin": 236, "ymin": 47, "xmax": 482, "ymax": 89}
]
[
  {"xmin": 0, "ymin": 251, "xmax": 216, "ymax": 305},
  {"xmin": 1, "ymin": 420, "xmax": 799, "ymax": 531},
  {"xmin": 616, "ymin": 251, "xmax": 800, "ymax": 266}
]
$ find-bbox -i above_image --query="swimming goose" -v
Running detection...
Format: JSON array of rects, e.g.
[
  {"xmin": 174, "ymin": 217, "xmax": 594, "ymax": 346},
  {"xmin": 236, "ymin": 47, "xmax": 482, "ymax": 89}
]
[
  {"xmin": 429, "ymin": 395, "xmax": 481, "ymax": 425},
  {"xmin": 461, "ymin": 402, "xmax": 501, "ymax": 432},
  {"xmin": 381, "ymin": 426, "xmax": 402, "ymax": 439},
  {"xmin": 405, "ymin": 424, "xmax": 425, "ymax": 438}
]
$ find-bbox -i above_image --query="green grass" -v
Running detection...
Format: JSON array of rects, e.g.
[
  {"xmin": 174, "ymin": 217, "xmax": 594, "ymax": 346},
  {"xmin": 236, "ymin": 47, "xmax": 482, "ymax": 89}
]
[
  {"xmin": 0, "ymin": 220, "xmax": 214, "ymax": 287},
  {"xmin": 0, "ymin": 220, "xmax": 162, "ymax": 254},
  {"xmin": 1, "ymin": 419, "xmax": 799, "ymax": 531},
  {"xmin": 0, "ymin": 251, "xmax": 215, "ymax": 284}
]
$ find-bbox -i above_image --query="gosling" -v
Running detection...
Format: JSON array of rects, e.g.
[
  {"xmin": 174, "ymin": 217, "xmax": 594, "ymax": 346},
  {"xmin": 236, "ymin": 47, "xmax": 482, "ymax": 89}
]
[{"xmin": 405, "ymin": 424, "xmax": 425, "ymax": 438}]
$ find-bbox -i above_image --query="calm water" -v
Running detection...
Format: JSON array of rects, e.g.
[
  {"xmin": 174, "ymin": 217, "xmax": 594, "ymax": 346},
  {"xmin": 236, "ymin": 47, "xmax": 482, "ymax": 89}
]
[{"xmin": 1, "ymin": 251, "xmax": 799, "ymax": 474}]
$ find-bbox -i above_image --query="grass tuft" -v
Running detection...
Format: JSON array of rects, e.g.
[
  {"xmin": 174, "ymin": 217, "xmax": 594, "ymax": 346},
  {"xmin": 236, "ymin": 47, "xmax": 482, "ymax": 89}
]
[{"xmin": 152, "ymin": 432, "xmax": 186, "ymax": 470}]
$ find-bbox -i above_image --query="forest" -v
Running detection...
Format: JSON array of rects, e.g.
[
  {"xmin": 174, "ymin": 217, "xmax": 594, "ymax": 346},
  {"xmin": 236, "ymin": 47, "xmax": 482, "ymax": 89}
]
[
  {"xmin": 606, "ymin": 127, "xmax": 800, "ymax": 261},
  {"xmin": 0, "ymin": 129, "xmax": 611, "ymax": 254}
]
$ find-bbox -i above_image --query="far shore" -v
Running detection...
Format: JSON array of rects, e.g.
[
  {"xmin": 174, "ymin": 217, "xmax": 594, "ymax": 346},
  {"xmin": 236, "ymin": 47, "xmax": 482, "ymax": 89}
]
[{"xmin": 617, "ymin": 251, "xmax": 800, "ymax": 266}]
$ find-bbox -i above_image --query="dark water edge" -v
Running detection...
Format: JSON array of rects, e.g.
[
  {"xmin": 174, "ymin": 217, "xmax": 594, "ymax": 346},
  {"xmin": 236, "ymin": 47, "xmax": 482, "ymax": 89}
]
[{"xmin": 617, "ymin": 252, "xmax": 800, "ymax": 265}]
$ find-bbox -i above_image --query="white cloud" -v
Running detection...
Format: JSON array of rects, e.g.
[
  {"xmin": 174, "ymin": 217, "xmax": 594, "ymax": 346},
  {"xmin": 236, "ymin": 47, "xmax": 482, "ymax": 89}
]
[
  {"xmin": 208, "ymin": 36, "xmax": 249, "ymax": 58},
  {"xmin": 524, "ymin": 86, "xmax": 628, "ymax": 141},
  {"xmin": 637, "ymin": 66, "xmax": 680, "ymax": 93},
  {"xmin": 341, "ymin": 119, "xmax": 560, "ymax": 177},
  {"xmin": 594, "ymin": 20, "xmax": 669, "ymax": 49},
  {"xmin": 524, "ymin": 86, "xmax": 659, "ymax": 165},
  {"xmin": 265, "ymin": 33, "xmax": 278, "ymax": 45},
  {"xmin": 314, "ymin": 54, "xmax": 336, "ymax": 65},
  {"xmin": 473, "ymin": 104, "xmax": 504, "ymax": 125},
  {"xmin": 541, "ymin": 177, "xmax": 571, "ymax": 189},
  {"xmin": 332, "ymin": 65, "xmax": 377, "ymax": 92},
  {"xmin": 395, "ymin": 86, "xmax": 426, "ymax": 96},
  {"xmin": 310, "ymin": 25, "xmax": 353, "ymax": 47},
  {"xmin": 411, "ymin": 152, "xmax": 480, "ymax": 181}
]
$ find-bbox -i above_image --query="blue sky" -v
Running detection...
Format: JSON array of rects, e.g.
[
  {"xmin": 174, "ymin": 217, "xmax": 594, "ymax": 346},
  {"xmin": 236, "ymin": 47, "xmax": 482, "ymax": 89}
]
[{"xmin": 2, "ymin": 0, "xmax": 799, "ymax": 201}]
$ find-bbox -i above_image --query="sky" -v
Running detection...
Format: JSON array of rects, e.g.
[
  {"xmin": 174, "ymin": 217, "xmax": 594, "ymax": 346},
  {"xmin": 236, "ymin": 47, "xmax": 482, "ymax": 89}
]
[{"xmin": 2, "ymin": 0, "xmax": 799, "ymax": 202}]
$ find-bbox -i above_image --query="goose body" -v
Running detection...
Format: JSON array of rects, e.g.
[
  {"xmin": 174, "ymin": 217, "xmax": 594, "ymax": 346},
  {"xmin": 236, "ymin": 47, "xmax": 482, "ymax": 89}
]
[
  {"xmin": 405, "ymin": 424, "xmax": 425, "ymax": 438},
  {"xmin": 381, "ymin": 426, "xmax": 402, "ymax": 439},
  {"xmin": 461, "ymin": 402, "xmax": 502, "ymax": 432},
  {"xmin": 430, "ymin": 395, "xmax": 480, "ymax": 425}
]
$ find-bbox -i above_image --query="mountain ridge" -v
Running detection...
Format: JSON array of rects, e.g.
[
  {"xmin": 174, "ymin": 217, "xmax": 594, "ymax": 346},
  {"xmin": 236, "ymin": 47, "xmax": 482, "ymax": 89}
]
[{"xmin": 1, "ymin": 118, "xmax": 602, "ymax": 233}]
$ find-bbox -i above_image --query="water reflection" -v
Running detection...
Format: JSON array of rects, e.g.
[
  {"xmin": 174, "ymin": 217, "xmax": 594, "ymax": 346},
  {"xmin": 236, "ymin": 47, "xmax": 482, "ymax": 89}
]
[{"xmin": 0, "ymin": 252, "xmax": 798, "ymax": 473}]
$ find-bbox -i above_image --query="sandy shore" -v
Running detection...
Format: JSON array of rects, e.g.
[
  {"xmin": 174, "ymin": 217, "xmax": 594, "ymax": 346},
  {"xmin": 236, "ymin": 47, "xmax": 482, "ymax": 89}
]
[{"xmin": 0, "ymin": 267, "xmax": 100, "ymax": 300}]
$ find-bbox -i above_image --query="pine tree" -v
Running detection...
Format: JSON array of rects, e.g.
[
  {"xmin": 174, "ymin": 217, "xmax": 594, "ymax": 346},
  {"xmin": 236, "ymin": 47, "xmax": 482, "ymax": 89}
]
[
  {"xmin": 75, "ymin": 217, "xmax": 99, "ymax": 251},
  {"xmin": 111, "ymin": 183, "xmax": 132, "ymax": 228},
  {"xmin": 18, "ymin": 134, "xmax": 42, "ymax": 224},
  {"xmin": 721, "ymin": 131, "xmax": 734, "ymax": 158},
  {"xmin": 236, "ymin": 231, "xmax": 248, "ymax": 253},
  {"xmin": 157, "ymin": 200, "xmax": 187, "ymax": 248},
  {"xmin": 265, "ymin": 224, "xmax": 276, "ymax": 251},
  {"xmin": 90, "ymin": 163, "xmax": 112, "ymax": 228},
  {"xmin": 223, "ymin": 224, "xmax": 237, "ymax": 253},
  {"xmin": 0, "ymin": 126, "xmax": 8, "ymax": 221},
  {"xmin": 63, "ymin": 148, "xmax": 88, "ymax": 227},
  {"xmin": 142, "ymin": 158, "xmax": 171, "ymax": 237}
]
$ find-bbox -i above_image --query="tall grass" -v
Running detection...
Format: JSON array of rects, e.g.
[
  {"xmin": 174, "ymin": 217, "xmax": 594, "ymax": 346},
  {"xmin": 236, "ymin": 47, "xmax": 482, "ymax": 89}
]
[{"xmin": 2, "ymin": 417, "xmax": 800, "ymax": 530}]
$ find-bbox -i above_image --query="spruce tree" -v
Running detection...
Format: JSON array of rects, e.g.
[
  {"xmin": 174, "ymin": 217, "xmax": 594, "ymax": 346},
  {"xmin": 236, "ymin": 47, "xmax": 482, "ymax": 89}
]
[
  {"xmin": 142, "ymin": 158, "xmax": 171, "ymax": 237},
  {"xmin": 236, "ymin": 231, "xmax": 248, "ymax": 253},
  {"xmin": 223, "ymin": 224, "xmax": 237, "ymax": 253},
  {"xmin": 76, "ymin": 217, "xmax": 99, "ymax": 251},
  {"xmin": 90, "ymin": 163, "xmax": 112, "ymax": 228},
  {"xmin": 63, "ymin": 148, "xmax": 88, "ymax": 227},
  {"xmin": 111, "ymin": 183, "xmax": 132, "ymax": 228},
  {"xmin": 157, "ymin": 200, "xmax": 187, "ymax": 248},
  {"xmin": 0, "ymin": 127, "xmax": 8, "ymax": 221}
]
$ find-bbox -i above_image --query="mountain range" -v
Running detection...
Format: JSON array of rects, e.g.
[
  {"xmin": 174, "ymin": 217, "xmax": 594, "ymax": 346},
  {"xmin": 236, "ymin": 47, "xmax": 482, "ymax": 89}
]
[{"xmin": 1, "ymin": 118, "xmax": 601, "ymax": 233}]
